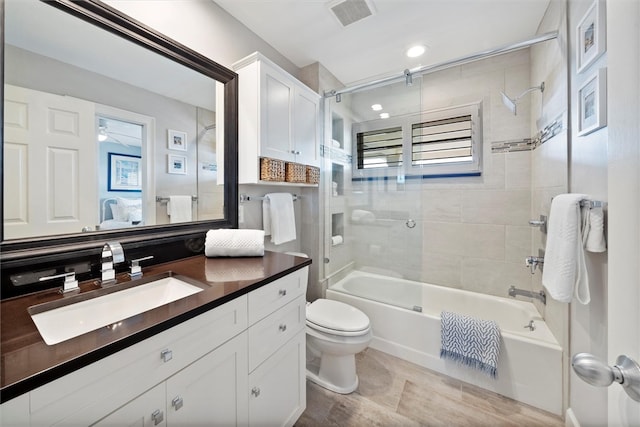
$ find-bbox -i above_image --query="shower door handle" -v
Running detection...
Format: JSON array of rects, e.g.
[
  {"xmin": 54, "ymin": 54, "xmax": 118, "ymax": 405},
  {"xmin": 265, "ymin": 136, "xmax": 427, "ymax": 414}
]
[{"xmin": 571, "ymin": 353, "xmax": 640, "ymax": 402}]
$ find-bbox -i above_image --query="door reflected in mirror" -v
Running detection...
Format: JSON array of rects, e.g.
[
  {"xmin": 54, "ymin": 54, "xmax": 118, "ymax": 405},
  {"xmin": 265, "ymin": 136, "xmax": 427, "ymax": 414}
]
[{"xmin": 3, "ymin": 0, "xmax": 225, "ymax": 240}]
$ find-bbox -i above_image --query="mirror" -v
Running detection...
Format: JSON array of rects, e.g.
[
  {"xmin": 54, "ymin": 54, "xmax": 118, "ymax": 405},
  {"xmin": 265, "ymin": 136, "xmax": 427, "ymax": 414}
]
[{"xmin": 1, "ymin": 0, "xmax": 238, "ymax": 258}]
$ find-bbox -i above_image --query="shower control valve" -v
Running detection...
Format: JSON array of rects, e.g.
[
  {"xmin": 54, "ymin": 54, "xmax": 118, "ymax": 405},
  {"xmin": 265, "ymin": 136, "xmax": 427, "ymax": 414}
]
[{"xmin": 525, "ymin": 256, "xmax": 544, "ymax": 274}]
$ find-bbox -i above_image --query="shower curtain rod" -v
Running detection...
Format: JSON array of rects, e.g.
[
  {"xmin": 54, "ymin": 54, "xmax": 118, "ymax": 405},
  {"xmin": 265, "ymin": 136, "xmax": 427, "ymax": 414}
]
[{"xmin": 323, "ymin": 31, "xmax": 558, "ymax": 99}]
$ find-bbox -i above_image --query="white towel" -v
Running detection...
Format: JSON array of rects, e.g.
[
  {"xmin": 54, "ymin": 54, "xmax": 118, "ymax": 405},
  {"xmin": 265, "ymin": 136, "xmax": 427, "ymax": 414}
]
[
  {"xmin": 266, "ymin": 193, "xmax": 296, "ymax": 245},
  {"xmin": 205, "ymin": 258, "xmax": 264, "ymax": 281},
  {"xmin": 204, "ymin": 229, "xmax": 265, "ymax": 257},
  {"xmin": 542, "ymin": 194, "xmax": 590, "ymax": 304},
  {"xmin": 262, "ymin": 199, "xmax": 271, "ymax": 236},
  {"xmin": 582, "ymin": 206, "xmax": 607, "ymax": 252},
  {"xmin": 167, "ymin": 196, "xmax": 192, "ymax": 223}
]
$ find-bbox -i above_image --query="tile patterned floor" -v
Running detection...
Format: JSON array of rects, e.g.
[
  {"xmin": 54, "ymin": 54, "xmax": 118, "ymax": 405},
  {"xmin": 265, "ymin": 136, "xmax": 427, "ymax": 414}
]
[{"xmin": 296, "ymin": 348, "xmax": 564, "ymax": 427}]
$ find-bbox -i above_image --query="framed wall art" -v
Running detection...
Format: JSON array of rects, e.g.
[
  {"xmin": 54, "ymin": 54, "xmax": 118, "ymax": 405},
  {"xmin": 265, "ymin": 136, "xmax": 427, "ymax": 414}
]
[
  {"xmin": 168, "ymin": 154, "xmax": 187, "ymax": 175},
  {"xmin": 168, "ymin": 129, "xmax": 187, "ymax": 151},
  {"xmin": 577, "ymin": 68, "xmax": 607, "ymax": 136},
  {"xmin": 108, "ymin": 153, "xmax": 142, "ymax": 192},
  {"xmin": 576, "ymin": 0, "xmax": 606, "ymax": 73}
]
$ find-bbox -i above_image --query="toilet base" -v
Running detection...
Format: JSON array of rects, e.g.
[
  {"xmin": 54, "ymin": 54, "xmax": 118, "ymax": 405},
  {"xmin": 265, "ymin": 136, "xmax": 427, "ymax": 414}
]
[{"xmin": 306, "ymin": 353, "xmax": 359, "ymax": 394}]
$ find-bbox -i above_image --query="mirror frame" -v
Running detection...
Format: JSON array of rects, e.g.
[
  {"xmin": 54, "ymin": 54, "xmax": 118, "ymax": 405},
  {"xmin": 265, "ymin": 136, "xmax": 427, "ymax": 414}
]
[{"xmin": 0, "ymin": 0, "xmax": 238, "ymax": 266}]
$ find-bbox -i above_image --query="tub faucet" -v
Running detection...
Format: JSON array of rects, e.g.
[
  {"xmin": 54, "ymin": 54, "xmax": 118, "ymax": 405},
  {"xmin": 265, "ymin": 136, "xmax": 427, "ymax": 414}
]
[
  {"xmin": 101, "ymin": 241, "xmax": 125, "ymax": 285},
  {"xmin": 508, "ymin": 285, "xmax": 546, "ymax": 305}
]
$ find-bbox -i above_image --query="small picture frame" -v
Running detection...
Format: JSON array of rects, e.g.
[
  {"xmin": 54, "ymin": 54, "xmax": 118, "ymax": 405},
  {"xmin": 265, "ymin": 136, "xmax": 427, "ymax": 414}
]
[
  {"xmin": 578, "ymin": 68, "xmax": 607, "ymax": 136},
  {"xmin": 168, "ymin": 154, "xmax": 187, "ymax": 175},
  {"xmin": 576, "ymin": 0, "xmax": 606, "ymax": 73},
  {"xmin": 168, "ymin": 129, "xmax": 187, "ymax": 151},
  {"xmin": 108, "ymin": 153, "xmax": 142, "ymax": 192}
]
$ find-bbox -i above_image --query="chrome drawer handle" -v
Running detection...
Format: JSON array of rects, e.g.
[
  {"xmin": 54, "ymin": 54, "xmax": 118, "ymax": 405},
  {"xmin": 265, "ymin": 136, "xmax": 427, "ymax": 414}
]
[
  {"xmin": 151, "ymin": 409, "xmax": 164, "ymax": 425},
  {"xmin": 279, "ymin": 324, "xmax": 287, "ymax": 332},
  {"xmin": 161, "ymin": 349, "xmax": 173, "ymax": 363},
  {"xmin": 251, "ymin": 386, "xmax": 261, "ymax": 397},
  {"xmin": 172, "ymin": 396, "xmax": 184, "ymax": 411},
  {"xmin": 278, "ymin": 289, "xmax": 287, "ymax": 296}
]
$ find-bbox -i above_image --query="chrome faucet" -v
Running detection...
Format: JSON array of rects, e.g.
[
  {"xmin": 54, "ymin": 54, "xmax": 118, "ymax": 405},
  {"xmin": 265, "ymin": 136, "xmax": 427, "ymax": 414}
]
[
  {"xmin": 101, "ymin": 241, "xmax": 125, "ymax": 285},
  {"xmin": 525, "ymin": 256, "xmax": 544, "ymax": 274},
  {"xmin": 508, "ymin": 285, "xmax": 547, "ymax": 305}
]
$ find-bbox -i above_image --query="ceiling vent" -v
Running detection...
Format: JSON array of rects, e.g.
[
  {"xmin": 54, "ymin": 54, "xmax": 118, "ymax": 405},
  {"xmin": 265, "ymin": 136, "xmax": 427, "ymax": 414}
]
[{"xmin": 328, "ymin": 0, "xmax": 375, "ymax": 27}]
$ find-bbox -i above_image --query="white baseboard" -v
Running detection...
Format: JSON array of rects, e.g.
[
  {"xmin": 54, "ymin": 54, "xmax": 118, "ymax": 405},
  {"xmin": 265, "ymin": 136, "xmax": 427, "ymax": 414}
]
[{"xmin": 565, "ymin": 408, "xmax": 580, "ymax": 427}]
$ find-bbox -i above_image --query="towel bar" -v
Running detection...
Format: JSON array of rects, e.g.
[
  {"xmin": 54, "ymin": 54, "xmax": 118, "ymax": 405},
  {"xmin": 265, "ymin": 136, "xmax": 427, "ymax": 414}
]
[
  {"xmin": 155, "ymin": 196, "xmax": 198, "ymax": 203},
  {"xmin": 579, "ymin": 200, "xmax": 605, "ymax": 208},
  {"xmin": 240, "ymin": 193, "xmax": 300, "ymax": 203}
]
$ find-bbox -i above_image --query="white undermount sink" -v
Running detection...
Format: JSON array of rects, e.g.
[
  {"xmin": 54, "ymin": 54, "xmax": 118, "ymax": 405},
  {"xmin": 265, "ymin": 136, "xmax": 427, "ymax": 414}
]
[{"xmin": 29, "ymin": 274, "xmax": 204, "ymax": 345}]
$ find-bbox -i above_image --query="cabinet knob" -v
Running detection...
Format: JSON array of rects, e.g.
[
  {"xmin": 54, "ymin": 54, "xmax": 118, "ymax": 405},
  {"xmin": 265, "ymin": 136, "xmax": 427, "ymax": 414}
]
[
  {"xmin": 291, "ymin": 150, "xmax": 301, "ymax": 155},
  {"xmin": 172, "ymin": 396, "xmax": 184, "ymax": 411},
  {"xmin": 251, "ymin": 386, "xmax": 261, "ymax": 397},
  {"xmin": 161, "ymin": 349, "xmax": 173, "ymax": 363},
  {"xmin": 278, "ymin": 289, "xmax": 287, "ymax": 296},
  {"xmin": 151, "ymin": 409, "xmax": 164, "ymax": 425},
  {"xmin": 279, "ymin": 324, "xmax": 287, "ymax": 332}
]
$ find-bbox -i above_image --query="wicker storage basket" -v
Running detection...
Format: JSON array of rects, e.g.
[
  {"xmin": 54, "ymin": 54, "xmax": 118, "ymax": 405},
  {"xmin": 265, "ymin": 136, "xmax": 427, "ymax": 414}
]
[
  {"xmin": 260, "ymin": 157, "xmax": 285, "ymax": 182},
  {"xmin": 285, "ymin": 162, "xmax": 307, "ymax": 183},
  {"xmin": 306, "ymin": 166, "xmax": 320, "ymax": 184}
]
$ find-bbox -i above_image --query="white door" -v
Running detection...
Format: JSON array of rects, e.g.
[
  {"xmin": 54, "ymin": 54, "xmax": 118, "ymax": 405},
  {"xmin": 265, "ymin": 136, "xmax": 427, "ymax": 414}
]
[
  {"xmin": 3, "ymin": 84, "xmax": 97, "ymax": 239},
  {"xmin": 607, "ymin": 2, "xmax": 640, "ymax": 425},
  {"xmin": 293, "ymin": 88, "xmax": 320, "ymax": 167}
]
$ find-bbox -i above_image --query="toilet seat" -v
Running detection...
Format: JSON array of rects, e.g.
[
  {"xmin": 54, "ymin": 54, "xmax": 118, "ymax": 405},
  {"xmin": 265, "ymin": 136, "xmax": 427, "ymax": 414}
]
[{"xmin": 306, "ymin": 299, "xmax": 370, "ymax": 337}]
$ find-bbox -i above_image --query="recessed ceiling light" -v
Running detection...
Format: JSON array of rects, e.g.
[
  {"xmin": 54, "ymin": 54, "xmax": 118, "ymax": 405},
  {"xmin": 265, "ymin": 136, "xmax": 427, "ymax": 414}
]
[
  {"xmin": 380, "ymin": 113, "xmax": 390, "ymax": 119},
  {"xmin": 371, "ymin": 104, "xmax": 382, "ymax": 111},
  {"xmin": 406, "ymin": 45, "xmax": 426, "ymax": 58}
]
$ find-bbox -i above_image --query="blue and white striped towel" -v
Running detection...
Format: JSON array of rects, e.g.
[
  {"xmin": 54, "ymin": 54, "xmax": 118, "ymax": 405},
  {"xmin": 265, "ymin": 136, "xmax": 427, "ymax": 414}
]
[{"xmin": 440, "ymin": 311, "xmax": 502, "ymax": 378}]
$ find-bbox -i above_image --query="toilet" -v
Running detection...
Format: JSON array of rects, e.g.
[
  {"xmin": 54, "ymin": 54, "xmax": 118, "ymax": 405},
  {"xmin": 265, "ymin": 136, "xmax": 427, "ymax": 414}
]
[
  {"xmin": 284, "ymin": 252, "xmax": 372, "ymax": 394},
  {"xmin": 305, "ymin": 299, "xmax": 372, "ymax": 394}
]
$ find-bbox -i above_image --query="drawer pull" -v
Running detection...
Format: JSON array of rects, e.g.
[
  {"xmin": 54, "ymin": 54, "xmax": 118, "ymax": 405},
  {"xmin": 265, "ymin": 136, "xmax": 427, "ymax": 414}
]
[
  {"xmin": 161, "ymin": 349, "xmax": 173, "ymax": 363},
  {"xmin": 251, "ymin": 386, "xmax": 261, "ymax": 397},
  {"xmin": 172, "ymin": 396, "xmax": 184, "ymax": 411},
  {"xmin": 278, "ymin": 289, "xmax": 287, "ymax": 296},
  {"xmin": 151, "ymin": 409, "xmax": 164, "ymax": 425},
  {"xmin": 279, "ymin": 324, "xmax": 287, "ymax": 332}
]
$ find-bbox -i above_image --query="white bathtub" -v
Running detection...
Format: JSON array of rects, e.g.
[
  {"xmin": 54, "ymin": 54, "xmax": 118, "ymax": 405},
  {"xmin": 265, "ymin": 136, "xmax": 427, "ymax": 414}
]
[{"xmin": 327, "ymin": 270, "xmax": 563, "ymax": 415}]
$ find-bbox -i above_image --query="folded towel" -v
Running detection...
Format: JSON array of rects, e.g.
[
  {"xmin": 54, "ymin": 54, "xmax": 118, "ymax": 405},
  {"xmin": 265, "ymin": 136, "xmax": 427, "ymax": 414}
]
[
  {"xmin": 582, "ymin": 205, "xmax": 606, "ymax": 252},
  {"xmin": 167, "ymin": 195, "xmax": 192, "ymax": 223},
  {"xmin": 205, "ymin": 229, "xmax": 265, "ymax": 257},
  {"xmin": 542, "ymin": 194, "xmax": 590, "ymax": 304},
  {"xmin": 266, "ymin": 193, "xmax": 296, "ymax": 245},
  {"xmin": 351, "ymin": 209, "xmax": 375, "ymax": 224},
  {"xmin": 205, "ymin": 258, "xmax": 265, "ymax": 281},
  {"xmin": 440, "ymin": 311, "xmax": 501, "ymax": 378},
  {"xmin": 331, "ymin": 235, "xmax": 343, "ymax": 246},
  {"xmin": 262, "ymin": 199, "xmax": 271, "ymax": 236}
]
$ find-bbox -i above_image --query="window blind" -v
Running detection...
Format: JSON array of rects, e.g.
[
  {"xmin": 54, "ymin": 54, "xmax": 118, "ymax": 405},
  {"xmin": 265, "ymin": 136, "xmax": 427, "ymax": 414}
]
[
  {"xmin": 356, "ymin": 126, "xmax": 403, "ymax": 169},
  {"xmin": 411, "ymin": 115, "xmax": 473, "ymax": 165}
]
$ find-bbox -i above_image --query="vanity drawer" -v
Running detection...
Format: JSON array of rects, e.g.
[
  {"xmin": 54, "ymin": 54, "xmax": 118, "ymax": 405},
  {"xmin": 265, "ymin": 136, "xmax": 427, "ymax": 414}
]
[
  {"xmin": 30, "ymin": 295, "xmax": 247, "ymax": 426},
  {"xmin": 248, "ymin": 296, "xmax": 305, "ymax": 372},
  {"xmin": 248, "ymin": 267, "xmax": 308, "ymax": 325}
]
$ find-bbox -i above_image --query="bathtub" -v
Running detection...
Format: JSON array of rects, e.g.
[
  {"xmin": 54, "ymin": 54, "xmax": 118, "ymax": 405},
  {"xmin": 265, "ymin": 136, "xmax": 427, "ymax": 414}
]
[{"xmin": 327, "ymin": 270, "xmax": 563, "ymax": 415}]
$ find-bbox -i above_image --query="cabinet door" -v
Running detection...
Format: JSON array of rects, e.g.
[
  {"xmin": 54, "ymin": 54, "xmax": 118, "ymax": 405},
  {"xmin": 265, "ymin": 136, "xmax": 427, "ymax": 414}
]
[
  {"xmin": 260, "ymin": 64, "xmax": 294, "ymax": 161},
  {"xmin": 248, "ymin": 332, "xmax": 306, "ymax": 427},
  {"xmin": 0, "ymin": 394, "xmax": 30, "ymax": 426},
  {"xmin": 92, "ymin": 383, "xmax": 166, "ymax": 427},
  {"xmin": 293, "ymin": 88, "xmax": 320, "ymax": 167},
  {"xmin": 166, "ymin": 332, "xmax": 248, "ymax": 426}
]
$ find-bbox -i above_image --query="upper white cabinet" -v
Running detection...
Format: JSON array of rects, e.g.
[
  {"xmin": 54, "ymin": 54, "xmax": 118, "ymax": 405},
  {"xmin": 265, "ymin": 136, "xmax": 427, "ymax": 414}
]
[{"xmin": 233, "ymin": 52, "xmax": 320, "ymax": 184}]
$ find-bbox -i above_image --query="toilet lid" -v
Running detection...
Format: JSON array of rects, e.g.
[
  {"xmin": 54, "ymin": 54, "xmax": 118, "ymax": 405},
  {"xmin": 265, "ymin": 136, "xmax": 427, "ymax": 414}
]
[{"xmin": 306, "ymin": 299, "xmax": 370, "ymax": 333}]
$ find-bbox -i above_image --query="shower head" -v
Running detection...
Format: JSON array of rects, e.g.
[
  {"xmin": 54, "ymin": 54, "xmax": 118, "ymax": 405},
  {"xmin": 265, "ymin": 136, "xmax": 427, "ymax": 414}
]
[
  {"xmin": 500, "ymin": 81, "xmax": 545, "ymax": 116},
  {"xmin": 501, "ymin": 92, "xmax": 517, "ymax": 115}
]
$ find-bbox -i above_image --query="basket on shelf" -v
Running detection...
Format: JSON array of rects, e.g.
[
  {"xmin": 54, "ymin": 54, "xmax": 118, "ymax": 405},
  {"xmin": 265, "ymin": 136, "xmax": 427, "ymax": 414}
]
[
  {"xmin": 306, "ymin": 166, "xmax": 320, "ymax": 185},
  {"xmin": 260, "ymin": 157, "xmax": 285, "ymax": 182},
  {"xmin": 285, "ymin": 162, "xmax": 307, "ymax": 183}
]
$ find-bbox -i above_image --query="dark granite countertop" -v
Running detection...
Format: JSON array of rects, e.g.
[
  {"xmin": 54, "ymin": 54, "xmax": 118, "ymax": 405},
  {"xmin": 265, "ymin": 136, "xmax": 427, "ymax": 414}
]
[{"xmin": 0, "ymin": 251, "xmax": 311, "ymax": 403}]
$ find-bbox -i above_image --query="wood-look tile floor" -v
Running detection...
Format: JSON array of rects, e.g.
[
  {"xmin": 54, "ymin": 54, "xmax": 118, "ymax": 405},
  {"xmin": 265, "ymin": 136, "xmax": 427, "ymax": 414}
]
[{"xmin": 296, "ymin": 348, "xmax": 564, "ymax": 427}]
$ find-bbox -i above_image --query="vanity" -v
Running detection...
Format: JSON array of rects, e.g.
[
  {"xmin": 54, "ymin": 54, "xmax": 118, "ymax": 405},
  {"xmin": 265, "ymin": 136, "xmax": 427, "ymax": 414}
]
[{"xmin": 0, "ymin": 252, "xmax": 311, "ymax": 426}]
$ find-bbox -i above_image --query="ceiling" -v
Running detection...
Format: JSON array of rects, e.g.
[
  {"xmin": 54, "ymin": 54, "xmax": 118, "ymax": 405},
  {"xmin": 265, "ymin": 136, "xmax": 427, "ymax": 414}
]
[{"xmin": 214, "ymin": 0, "xmax": 551, "ymax": 87}]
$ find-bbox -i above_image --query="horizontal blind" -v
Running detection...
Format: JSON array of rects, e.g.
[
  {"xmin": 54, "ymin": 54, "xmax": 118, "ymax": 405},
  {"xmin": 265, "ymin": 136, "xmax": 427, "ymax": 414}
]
[
  {"xmin": 357, "ymin": 126, "xmax": 403, "ymax": 169},
  {"xmin": 411, "ymin": 115, "xmax": 473, "ymax": 165}
]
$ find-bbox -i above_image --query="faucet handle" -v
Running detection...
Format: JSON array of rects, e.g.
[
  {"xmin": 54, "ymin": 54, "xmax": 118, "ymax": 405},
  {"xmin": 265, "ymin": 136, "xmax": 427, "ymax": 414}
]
[
  {"xmin": 129, "ymin": 256, "xmax": 154, "ymax": 278},
  {"xmin": 39, "ymin": 272, "xmax": 79, "ymax": 293}
]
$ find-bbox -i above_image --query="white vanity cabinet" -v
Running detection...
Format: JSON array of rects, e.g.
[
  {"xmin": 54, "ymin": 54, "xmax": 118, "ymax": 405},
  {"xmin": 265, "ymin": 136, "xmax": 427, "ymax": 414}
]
[
  {"xmin": 0, "ymin": 265, "xmax": 309, "ymax": 427},
  {"xmin": 233, "ymin": 52, "xmax": 320, "ymax": 184}
]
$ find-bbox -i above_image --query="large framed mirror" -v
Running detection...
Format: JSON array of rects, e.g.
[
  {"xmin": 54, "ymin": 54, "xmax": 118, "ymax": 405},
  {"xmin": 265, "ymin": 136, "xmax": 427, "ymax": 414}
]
[{"xmin": 1, "ymin": 0, "xmax": 238, "ymax": 266}]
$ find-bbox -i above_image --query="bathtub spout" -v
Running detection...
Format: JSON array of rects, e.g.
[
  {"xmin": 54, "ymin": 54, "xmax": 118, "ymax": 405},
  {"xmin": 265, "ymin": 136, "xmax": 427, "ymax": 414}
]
[{"xmin": 508, "ymin": 285, "xmax": 546, "ymax": 305}]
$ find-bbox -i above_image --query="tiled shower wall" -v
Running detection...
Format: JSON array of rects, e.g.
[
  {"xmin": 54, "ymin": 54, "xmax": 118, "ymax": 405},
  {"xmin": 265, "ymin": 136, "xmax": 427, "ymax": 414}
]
[{"xmin": 332, "ymin": 49, "xmax": 538, "ymax": 299}]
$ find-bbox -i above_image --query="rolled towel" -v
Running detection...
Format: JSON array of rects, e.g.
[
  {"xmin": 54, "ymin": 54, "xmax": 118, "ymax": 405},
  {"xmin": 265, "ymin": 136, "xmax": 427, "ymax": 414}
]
[
  {"xmin": 205, "ymin": 229, "xmax": 265, "ymax": 257},
  {"xmin": 331, "ymin": 235, "xmax": 343, "ymax": 246},
  {"xmin": 332, "ymin": 139, "xmax": 341, "ymax": 148},
  {"xmin": 351, "ymin": 209, "xmax": 375, "ymax": 224},
  {"xmin": 583, "ymin": 206, "xmax": 606, "ymax": 252}
]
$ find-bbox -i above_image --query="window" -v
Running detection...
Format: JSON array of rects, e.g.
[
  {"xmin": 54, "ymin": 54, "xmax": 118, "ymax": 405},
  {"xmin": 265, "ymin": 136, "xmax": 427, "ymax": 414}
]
[{"xmin": 354, "ymin": 102, "xmax": 482, "ymax": 177}]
